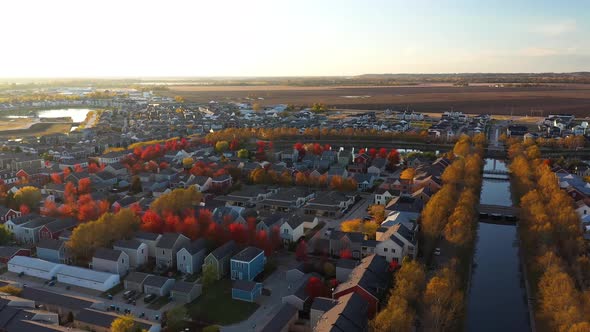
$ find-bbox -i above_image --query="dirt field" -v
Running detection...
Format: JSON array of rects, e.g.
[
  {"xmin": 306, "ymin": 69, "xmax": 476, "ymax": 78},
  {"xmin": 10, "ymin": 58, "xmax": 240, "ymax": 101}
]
[
  {"xmin": 164, "ymin": 84, "xmax": 590, "ymax": 117},
  {"xmin": 0, "ymin": 122, "xmax": 72, "ymax": 138}
]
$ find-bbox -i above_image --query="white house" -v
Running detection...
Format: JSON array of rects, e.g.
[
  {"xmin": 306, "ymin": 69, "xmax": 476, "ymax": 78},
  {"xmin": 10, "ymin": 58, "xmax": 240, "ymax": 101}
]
[
  {"xmin": 375, "ymin": 223, "xmax": 417, "ymax": 263},
  {"xmin": 56, "ymin": 265, "xmax": 120, "ymax": 292},
  {"xmin": 8, "ymin": 256, "xmax": 62, "ymax": 280},
  {"xmin": 113, "ymin": 239, "xmax": 148, "ymax": 268},
  {"xmin": 92, "ymin": 248, "xmax": 130, "ymax": 276}
]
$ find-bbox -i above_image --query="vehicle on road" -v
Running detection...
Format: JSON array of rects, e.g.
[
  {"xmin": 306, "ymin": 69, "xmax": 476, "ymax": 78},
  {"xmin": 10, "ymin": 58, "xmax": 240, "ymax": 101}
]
[{"xmin": 144, "ymin": 294, "xmax": 156, "ymax": 303}]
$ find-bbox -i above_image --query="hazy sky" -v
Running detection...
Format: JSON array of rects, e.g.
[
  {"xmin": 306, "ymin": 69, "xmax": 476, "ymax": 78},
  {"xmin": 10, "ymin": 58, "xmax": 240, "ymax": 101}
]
[{"xmin": 1, "ymin": 0, "xmax": 589, "ymax": 77}]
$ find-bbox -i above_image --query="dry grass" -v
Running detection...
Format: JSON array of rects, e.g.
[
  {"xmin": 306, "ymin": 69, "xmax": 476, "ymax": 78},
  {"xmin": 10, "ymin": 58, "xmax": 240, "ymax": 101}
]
[{"xmin": 0, "ymin": 122, "xmax": 72, "ymax": 138}]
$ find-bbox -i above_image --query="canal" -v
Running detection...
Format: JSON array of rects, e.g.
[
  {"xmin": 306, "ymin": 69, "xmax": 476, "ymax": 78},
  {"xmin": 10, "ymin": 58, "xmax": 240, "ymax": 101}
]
[{"xmin": 465, "ymin": 159, "xmax": 530, "ymax": 332}]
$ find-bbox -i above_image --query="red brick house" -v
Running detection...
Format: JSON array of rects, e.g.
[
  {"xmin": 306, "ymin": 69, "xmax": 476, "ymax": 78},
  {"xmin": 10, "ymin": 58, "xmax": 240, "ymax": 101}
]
[
  {"xmin": 0, "ymin": 246, "xmax": 31, "ymax": 264},
  {"xmin": 210, "ymin": 174, "xmax": 233, "ymax": 193},
  {"xmin": 39, "ymin": 218, "xmax": 78, "ymax": 240},
  {"xmin": 332, "ymin": 254, "xmax": 389, "ymax": 318},
  {"xmin": 0, "ymin": 207, "xmax": 21, "ymax": 224},
  {"xmin": 353, "ymin": 153, "xmax": 370, "ymax": 165}
]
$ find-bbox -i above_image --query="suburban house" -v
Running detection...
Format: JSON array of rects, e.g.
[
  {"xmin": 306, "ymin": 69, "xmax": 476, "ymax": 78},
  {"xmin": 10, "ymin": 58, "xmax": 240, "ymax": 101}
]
[
  {"xmin": 134, "ymin": 231, "xmax": 162, "ymax": 258},
  {"xmin": 56, "ymin": 265, "xmax": 121, "ymax": 292},
  {"xmin": 332, "ymin": 254, "xmax": 389, "ymax": 318},
  {"xmin": 303, "ymin": 191, "xmax": 355, "ymax": 218},
  {"xmin": 282, "ymin": 278, "xmax": 311, "ymax": 310},
  {"xmin": 210, "ymin": 174, "xmax": 233, "ymax": 192},
  {"xmin": 329, "ymin": 231, "xmax": 365, "ymax": 259},
  {"xmin": 189, "ymin": 175, "xmax": 212, "ymax": 192},
  {"xmin": 280, "ymin": 214, "xmax": 319, "ymax": 245},
  {"xmin": 216, "ymin": 185, "xmax": 278, "ymax": 208},
  {"xmin": 92, "ymin": 248, "xmax": 130, "ymax": 276},
  {"xmin": 258, "ymin": 187, "xmax": 315, "ymax": 213},
  {"xmin": 336, "ymin": 259, "xmax": 358, "ymax": 283},
  {"xmin": 176, "ymin": 239, "xmax": 208, "ymax": 275},
  {"xmin": 155, "ymin": 233, "xmax": 190, "ymax": 269},
  {"xmin": 373, "ymin": 188, "xmax": 397, "ymax": 205},
  {"xmin": 0, "ymin": 246, "xmax": 30, "ymax": 264},
  {"xmin": 230, "ymin": 246, "xmax": 266, "ymax": 281},
  {"xmin": 36, "ymin": 238, "xmax": 71, "ymax": 264},
  {"xmin": 313, "ymin": 293, "xmax": 368, "ymax": 331},
  {"xmin": 231, "ymin": 280, "xmax": 263, "ymax": 302},
  {"xmin": 38, "ymin": 218, "xmax": 77, "ymax": 240},
  {"xmin": 143, "ymin": 275, "xmax": 175, "ymax": 297},
  {"xmin": 113, "ymin": 239, "xmax": 148, "ymax": 268},
  {"xmin": 170, "ymin": 281, "xmax": 202, "ymax": 303},
  {"xmin": 0, "ymin": 207, "xmax": 21, "ymax": 223},
  {"xmin": 375, "ymin": 223, "xmax": 418, "ymax": 263},
  {"xmin": 310, "ymin": 297, "xmax": 338, "ymax": 330},
  {"xmin": 260, "ymin": 303, "xmax": 298, "ymax": 332},
  {"xmin": 203, "ymin": 240, "xmax": 237, "ymax": 280},
  {"xmin": 256, "ymin": 213, "xmax": 285, "ymax": 235},
  {"xmin": 16, "ymin": 216, "xmax": 56, "ymax": 244},
  {"xmin": 124, "ymin": 272, "xmax": 151, "ymax": 292}
]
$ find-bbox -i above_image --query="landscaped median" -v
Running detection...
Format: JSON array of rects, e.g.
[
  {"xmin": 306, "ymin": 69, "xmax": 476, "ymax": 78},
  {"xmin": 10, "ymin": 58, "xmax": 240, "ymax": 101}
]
[{"xmin": 186, "ymin": 279, "xmax": 259, "ymax": 325}]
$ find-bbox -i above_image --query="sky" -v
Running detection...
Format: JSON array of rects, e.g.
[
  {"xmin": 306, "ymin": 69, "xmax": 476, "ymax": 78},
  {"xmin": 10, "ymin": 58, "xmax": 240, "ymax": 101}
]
[{"xmin": 1, "ymin": 0, "xmax": 589, "ymax": 77}]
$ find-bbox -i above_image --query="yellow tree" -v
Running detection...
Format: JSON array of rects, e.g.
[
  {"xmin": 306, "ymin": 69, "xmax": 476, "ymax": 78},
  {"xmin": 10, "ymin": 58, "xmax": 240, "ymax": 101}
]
[
  {"xmin": 14, "ymin": 186, "xmax": 41, "ymax": 209},
  {"xmin": 368, "ymin": 205, "xmax": 386, "ymax": 223},
  {"xmin": 110, "ymin": 315, "xmax": 136, "ymax": 332},
  {"xmin": 400, "ymin": 168, "xmax": 416, "ymax": 181}
]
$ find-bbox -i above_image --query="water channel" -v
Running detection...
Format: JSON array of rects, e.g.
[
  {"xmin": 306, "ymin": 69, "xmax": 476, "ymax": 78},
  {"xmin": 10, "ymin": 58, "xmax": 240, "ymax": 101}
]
[{"xmin": 465, "ymin": 159, "xmax": 530, "ymax": 332}]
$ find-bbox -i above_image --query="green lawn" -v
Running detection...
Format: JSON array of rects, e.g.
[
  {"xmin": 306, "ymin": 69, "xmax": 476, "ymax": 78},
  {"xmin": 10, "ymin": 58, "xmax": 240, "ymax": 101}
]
[
  {"xmin": 186, "ymin": 279, "xmax": 259, "ymax": 325},
  {"xmin": 147, "ymin": 296, "xmax": 171, "ymax": 310}
]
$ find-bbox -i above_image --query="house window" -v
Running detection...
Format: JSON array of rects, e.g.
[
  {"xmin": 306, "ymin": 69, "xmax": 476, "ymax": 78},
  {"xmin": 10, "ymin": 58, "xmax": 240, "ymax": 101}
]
[
  {"xmin": 383, "ymin": 248, "xmax": 388, "ymax": 252},
  {"xmin": 392, "ymin": 249, "xmax": 396, "ymax": 253},
  {"xmin": 162, "ymin": 250, "xmax": 165, "ymax": 255}
]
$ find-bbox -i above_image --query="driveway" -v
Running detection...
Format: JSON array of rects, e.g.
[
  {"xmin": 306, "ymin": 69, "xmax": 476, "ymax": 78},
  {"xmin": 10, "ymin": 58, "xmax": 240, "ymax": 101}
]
[
  {"xmin": 317, "ymin": 195, "xmax": 372, "ymax": 238},
  {"xmin": 221, "ymin": 253, "xmax": 299, "ymax": 332}
]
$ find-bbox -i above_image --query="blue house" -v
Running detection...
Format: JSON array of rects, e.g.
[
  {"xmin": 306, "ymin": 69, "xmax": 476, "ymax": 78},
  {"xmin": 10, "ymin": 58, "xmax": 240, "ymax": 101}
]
[
  {"xmin": 232, "ymin": 280, "xmax": 263, "ymax": 302},
  {"xmin": 230, "ymin": 246, "xmax": 265, "ymax": 281}
]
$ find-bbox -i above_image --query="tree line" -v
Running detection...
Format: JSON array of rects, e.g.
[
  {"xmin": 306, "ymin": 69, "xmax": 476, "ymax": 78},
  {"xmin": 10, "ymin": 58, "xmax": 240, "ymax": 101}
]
[{"xmin": 508, "ymin": 140, "xmax": 590, "ymax": 331}]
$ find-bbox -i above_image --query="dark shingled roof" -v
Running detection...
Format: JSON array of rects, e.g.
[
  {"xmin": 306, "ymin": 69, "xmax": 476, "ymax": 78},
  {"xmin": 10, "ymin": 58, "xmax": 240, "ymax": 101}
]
[
  {"xmin": 113, "ymin": 239, "xmax": 144, "ymax": 250},
  {"xmin": 311, "ymin": 297, "xmax": 338, "ymax": 312},
  {"xmin": 93, "ymin": 248, "xmax": 124, "ymax": 262},
  {"xmin": 144, "ymin": 275, "xmax": 173, "ymax": 288},
  {"xmin": 182, "ymin": 238, "xmax": 207, "ymax": 255},
  {"xmin": 125, "ymin": 272, "xmax": 151, "ymax": 284},
  {"xmin": 156, "ymin": 233, "xmax": 187, "ymax": 249},
  {"xmin": 171, "ymin": 280, "xmax": 200, "ymax": 293},
  {"xmin": 36, "ymin": 238, "xmax": 65, "ymax": 251},
  {"xmin": 20, "ymin": 287, "xmax": 94, "ymax": 310},
  {"xmin": 260, "ymin": 303, "xmax": 298, "ymax": 332},
  {"xmin": 210, "ymin": 240, "xmax": 236, "ymax": 260},
  {"xmin": 232, "ymin": 246, "xmax": 264, "ymax": 262},
  {"xmin": 0, "ymin": 247, "xmax": 26, "ymax": 259},
  {"xmin": 134, "ymin": 231, "xmax": 161, "ymax": 241},
  {"xmin": 315, "ymin": 293, "xmax": 368, "ymax": 332}
]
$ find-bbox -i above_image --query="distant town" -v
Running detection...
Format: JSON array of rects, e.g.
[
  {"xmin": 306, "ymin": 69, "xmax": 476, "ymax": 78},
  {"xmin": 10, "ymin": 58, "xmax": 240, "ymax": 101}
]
[{"xmin": 0, "ymin": 84, "xmax": 587, "ymax": 332}]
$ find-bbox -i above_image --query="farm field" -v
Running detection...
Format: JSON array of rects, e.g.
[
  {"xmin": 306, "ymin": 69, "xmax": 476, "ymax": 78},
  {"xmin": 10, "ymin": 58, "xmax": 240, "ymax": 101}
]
[{"xmin": 163, "ymin": 83, "xmax": 590, "ymax": 117}]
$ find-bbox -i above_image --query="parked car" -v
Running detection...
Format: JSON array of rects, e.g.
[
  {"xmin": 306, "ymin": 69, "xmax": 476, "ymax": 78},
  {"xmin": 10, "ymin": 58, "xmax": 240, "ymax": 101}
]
[
  {"xmin": 434, "ymin": 248, "xmax": 441, "ymax": 256},
  {"xmin": 144, "ymin": 294, "xmax": 157, "ymax": 303},
  {"xmin": 123, "ymin": 290, "xmax": 136, "ymax": 300}
]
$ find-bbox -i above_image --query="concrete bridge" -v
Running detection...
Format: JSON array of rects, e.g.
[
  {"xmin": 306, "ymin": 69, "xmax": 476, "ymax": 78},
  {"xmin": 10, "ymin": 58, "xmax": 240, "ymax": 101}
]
[{"xmin": 478, "ymin": 204, "xmax": 519, "ymax": 223}]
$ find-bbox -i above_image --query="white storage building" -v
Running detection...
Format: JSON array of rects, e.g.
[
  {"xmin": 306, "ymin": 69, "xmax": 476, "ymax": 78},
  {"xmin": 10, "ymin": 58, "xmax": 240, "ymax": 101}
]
[
  {"xmin": 56, "ymin": 265, "xmax": 120, "ymax": 292},
  {"xmin": 7, "ymin": 256, "xmax": 63, "ymax": 280}
]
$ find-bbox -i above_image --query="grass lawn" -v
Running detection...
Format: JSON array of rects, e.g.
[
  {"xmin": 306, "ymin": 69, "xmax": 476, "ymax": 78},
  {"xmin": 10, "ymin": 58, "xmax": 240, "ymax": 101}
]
[
  {"xmin": 186, "ymin": 279, "xmax": 259, "ymax": 325},
  {"xmin": 147, "ymin": 296, "xmax": 171, "ymax": 310}
]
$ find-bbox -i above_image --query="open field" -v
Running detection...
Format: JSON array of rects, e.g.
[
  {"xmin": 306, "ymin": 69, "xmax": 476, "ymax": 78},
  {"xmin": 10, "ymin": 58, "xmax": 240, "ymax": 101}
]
[
  {"xmin": 164, "ymin": 84, "xmax": 590, "ymax": 117},
  {"xmin": 0, "ymin": 118, "xmax": 36, "ymax": 131},
  {"xmin": 0, "ymin": 122, "xmax": 72, "ymax": 138}
]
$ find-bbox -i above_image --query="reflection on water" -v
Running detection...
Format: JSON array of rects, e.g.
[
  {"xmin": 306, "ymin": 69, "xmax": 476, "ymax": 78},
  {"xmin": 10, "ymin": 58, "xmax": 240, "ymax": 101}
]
[
  {"xmin": 466, "ymin": 159, "xmax": 529, "ymax": 332},
  {"xmin": 37, "ymin": 108, "xmax": 92, "ymax": 122}
]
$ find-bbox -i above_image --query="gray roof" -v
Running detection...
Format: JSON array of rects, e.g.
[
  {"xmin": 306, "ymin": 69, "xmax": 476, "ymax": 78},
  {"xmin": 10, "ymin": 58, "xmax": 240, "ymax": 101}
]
[
  {"xmin": 315, "ymin": 292, "xmax": 368, "ymax": 332},
  {"xmin": 144, "ymin": 275, "xmax": 173, "ymax": 288},
  {"xmin": 0, "ymin": 246, "xmax": 26, "ymax": 259},
  {"xmin": 125, "ymin": 272, "xmax": 151, "ymax": 284},
  {"xmin": 21, "ymin": 287, "xmax": 94, "ymax": 310},
  {"xmin": 336, "ymin": 259, "xmax": 357, "ymax": 270},
  {"xmin": 134, "ymin": 231, "xmax": 161, "ymax": 241},
  {"xmin": 113, "ymin": 239, "xmax": 144, "ymax": 250},
  {"xmin": 36, "ymin": 238, "xmax": 65, "ymax": 251},
  {"xmin": 232, "ymin": 246, "xmax": 264, "ymax": 262},
  {"xmin": 93, "ymin": 248, "xmax": 124, "ymax": 262},
  {"xmin": 183, "ymin": 239, "xmax": 208, "ymax": 255},
  {"xmin": 210, "ymin": 240, "xmax": 236, "ymax": 260},
  {"xmin": 311, "ymin": 297, "xmax": 338, "ymax": 312},
  {"xmin": 171, "ymin": 280, "xmax": 200, "ymax": 293},
  {"xmin": 156, "ymin": 233, "xmax": 187, "ymax": 249},
  {"xmin": 260, "ymin": 303, "xmax": 298, "ymax": 332}
]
